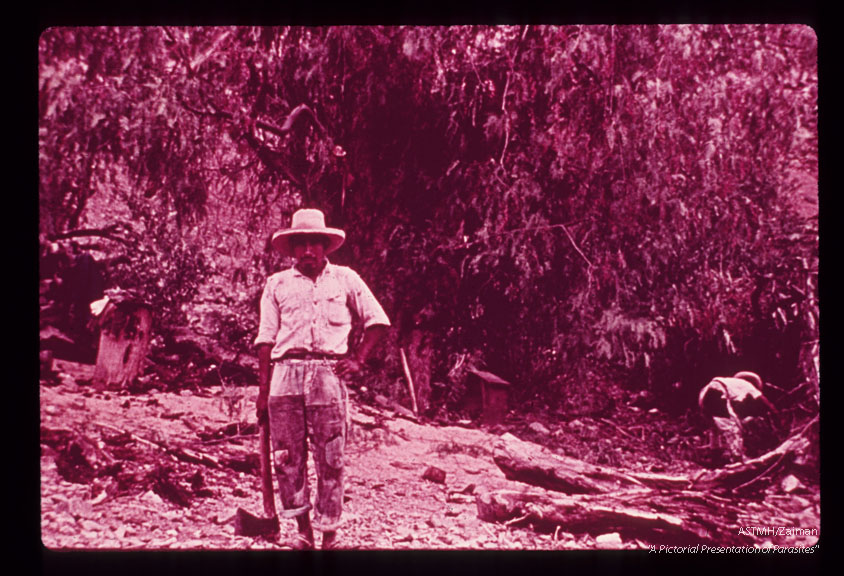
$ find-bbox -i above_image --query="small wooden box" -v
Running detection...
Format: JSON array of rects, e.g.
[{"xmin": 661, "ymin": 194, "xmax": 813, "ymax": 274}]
[{"xmin": 466, "ymin": 367, "xmax": 511, "ymax": 425}]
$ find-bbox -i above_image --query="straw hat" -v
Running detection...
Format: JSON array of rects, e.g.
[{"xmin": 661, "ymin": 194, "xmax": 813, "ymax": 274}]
[{"xmin": 271, "ymin": 208, "xmax": 345, "ymax": 257}]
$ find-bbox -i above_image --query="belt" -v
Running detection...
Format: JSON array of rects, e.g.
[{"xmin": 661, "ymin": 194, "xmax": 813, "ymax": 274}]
[{"xmin": 277, "ymin": 351, "xmax": 347, "ymax": 361}]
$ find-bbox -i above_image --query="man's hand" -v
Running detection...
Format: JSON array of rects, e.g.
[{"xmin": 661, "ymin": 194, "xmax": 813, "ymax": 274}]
[
  {"xmin": 335, "ymin": 325, "xmax": 386, "ymax": 380},
  {"xmin": 334, "ymin": 357, "xmax": 362, "ymax": 378},
  {"xmin": 256, "ymin": 393, "xmax": 269, "ymax": 424}
]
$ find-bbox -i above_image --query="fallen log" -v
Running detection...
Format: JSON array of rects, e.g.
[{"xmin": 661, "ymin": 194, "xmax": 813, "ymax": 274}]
[
  {"xmin": 494, "ymin": 429, "xmax": 812, "ymax": 495},
  {"xmin": 493, "ymin": 433, "xmax": 690, "ymax": 494},
  {"xmin": 483, "ymin": 423, "xmax": 817, "ymax": 546},
  {"xmin": 96, "ymin": 423, "xmax": 220, "ymax": 468},
  {"xmin": 476, "ymin": 487, "xmax": 752, "ymax": 546}
]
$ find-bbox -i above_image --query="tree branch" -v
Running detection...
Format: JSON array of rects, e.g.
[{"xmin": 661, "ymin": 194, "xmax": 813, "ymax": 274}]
[
  {"xmin": 178, "ymin": 93, "xmax": 325, "ymax": 142},
  {"xmin": 53, "ymin": 225, "xmax": 135, "ymax": 246},
  {"xmin": 559, "ymin": 223, "xmax": 594, "ymax": 269},
  {"xmin": 278, "ymin": 103, "xmax": 326, "ymax": 136},
  {"xmin": 433, "ymin": 223, "xmax": 595, "ymax": 272},
  {"xmin": 243, "ymin": 131, "xmax": 303, "ymax": 186},
  {"xmin": 177, "ymin": 95, "xmax": 330, "ymax": 188}
]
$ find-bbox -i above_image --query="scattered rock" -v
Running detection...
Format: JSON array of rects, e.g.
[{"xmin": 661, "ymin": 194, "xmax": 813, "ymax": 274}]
[
  {"xmin": 393, "ymin": 404, "xmax": 416, "ymax": 420},
  {"xmin": 422, "ymin": 466, "xmax": 446, "ymax": 484},
  {"xmin": 446, "ymin": 493, "xmax": 474, "ymax": 504},
  {"xmin": 781, "ymin": 475, "xmax": 804, "ymax": 494},
  {"xmin": 91, "ymin": 491, "xmax": 108, "ymax": 505},
  {"xmin": 140, "ymin": 490, "xmax": 165, "ymax": 506},
  {"xmin": 352, "ymin": 413, "xmax": 379, "ymax": 428},
  {"xmin": 595, "ymin": 532, "xmax": 623, "ymax": 549},
  {"xmin": 528, "ymin": 422, "xmax": 551, "ymax": 436},
  {"xmin": 374, "ymin": 395, "xmax": 393, "ymax": 409},
  {"xmin": 79, "ymin": 519, "xmax": 101, "ymax": 532},
  {"xmin": 394, "ymin": 531, "xmax": 413, "ymax": 543}
]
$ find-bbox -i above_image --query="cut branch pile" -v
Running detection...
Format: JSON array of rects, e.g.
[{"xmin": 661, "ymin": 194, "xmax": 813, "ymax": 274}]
[{"xmin": 478, "ymin": 428, "xmax": 814, "ymax": 544}]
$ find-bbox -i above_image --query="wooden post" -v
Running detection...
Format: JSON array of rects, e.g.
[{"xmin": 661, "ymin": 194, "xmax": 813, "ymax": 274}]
[
  {"xmin": 407, "ymin": 330, "xmax": 433, "ymax": 414},
  {"xmin": 400, "ymin": 348, "xmax": 419, "ymax": 416},
  {"xmin": 93, "ymin": 301, "xmax": 153, "ymax": 389}
]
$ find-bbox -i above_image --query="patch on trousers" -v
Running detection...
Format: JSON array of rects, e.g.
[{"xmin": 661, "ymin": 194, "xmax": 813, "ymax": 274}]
[
  {"xmin": 272, "ymin": 448, "xmax": 290, "ymax": 471},
  {"xmin": 324, "ymin": 436, "xmax": 344, "ymax": 469}
]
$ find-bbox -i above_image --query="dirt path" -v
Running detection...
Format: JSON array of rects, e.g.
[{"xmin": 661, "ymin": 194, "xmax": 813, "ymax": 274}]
[{"xmin": 40, "ymin": 360, "xmax": 820, "ymax": 551}]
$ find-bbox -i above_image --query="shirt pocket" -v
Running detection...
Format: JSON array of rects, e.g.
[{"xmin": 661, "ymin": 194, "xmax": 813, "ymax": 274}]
[{"xmin": 324, "ymin": 292, "xmax": 351, "ymax": 326}]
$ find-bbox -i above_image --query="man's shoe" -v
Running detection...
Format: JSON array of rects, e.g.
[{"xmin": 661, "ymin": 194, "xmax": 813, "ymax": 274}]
[
  {"xmin": 289, "ymin": 533, "xmax": 315, "ymax": 550},
  {"xmin": 290, "ymin": 515, "xmax": 315, "ymax": 550}
]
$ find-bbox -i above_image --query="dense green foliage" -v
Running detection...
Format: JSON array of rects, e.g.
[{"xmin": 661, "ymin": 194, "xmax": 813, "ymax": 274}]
[{"xmin": 39, "ymin": 26, "xmax": 818, "ymax": 419}]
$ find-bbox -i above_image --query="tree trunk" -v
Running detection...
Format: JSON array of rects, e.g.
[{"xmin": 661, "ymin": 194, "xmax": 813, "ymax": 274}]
[{"xmin": 93, "ymin": 304, "xmax": 153, "ymax": 389}]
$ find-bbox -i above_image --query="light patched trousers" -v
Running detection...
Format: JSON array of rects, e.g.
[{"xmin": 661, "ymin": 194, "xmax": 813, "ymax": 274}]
[{"xmin": 267, "ymin": 359, "xmax": 348, "ymax": 532}]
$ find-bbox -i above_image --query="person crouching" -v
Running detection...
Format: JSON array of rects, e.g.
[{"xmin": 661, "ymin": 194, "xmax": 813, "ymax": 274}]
[{"xmin": 698, "ymin": 371, "xmax": 778, "ymax": 463}]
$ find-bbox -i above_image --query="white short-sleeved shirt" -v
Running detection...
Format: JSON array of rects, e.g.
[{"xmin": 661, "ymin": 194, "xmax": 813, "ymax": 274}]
[
  {"xmin": 254, "ymin": 261, "xmax": 390, "ymax": 360},
  {"xmin": 699, "ymin": 377, "xmax": 764, "ymax": 407}
]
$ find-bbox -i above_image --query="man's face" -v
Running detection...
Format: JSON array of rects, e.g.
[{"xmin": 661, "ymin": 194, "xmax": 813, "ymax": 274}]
[{"xmin": 291, "ymin": 235, "xmax": 327, "ymax": 275}]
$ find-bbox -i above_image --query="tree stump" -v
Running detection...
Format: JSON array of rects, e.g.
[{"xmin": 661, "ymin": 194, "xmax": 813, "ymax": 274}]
[{"xmin": 93, "ymin": 299, "xmax": 153, "ymax": 389}]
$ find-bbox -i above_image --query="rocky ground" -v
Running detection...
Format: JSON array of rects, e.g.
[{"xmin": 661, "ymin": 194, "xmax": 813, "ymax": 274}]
[{"xmin": 40, "ymin": 359, "xmax": 820, "ymax": 552}]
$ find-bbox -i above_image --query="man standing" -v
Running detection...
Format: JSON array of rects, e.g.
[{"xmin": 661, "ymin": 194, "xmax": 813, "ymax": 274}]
[{"xmin": 255, "ymin": 208, "xmax": 390, "ymax": 550}]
